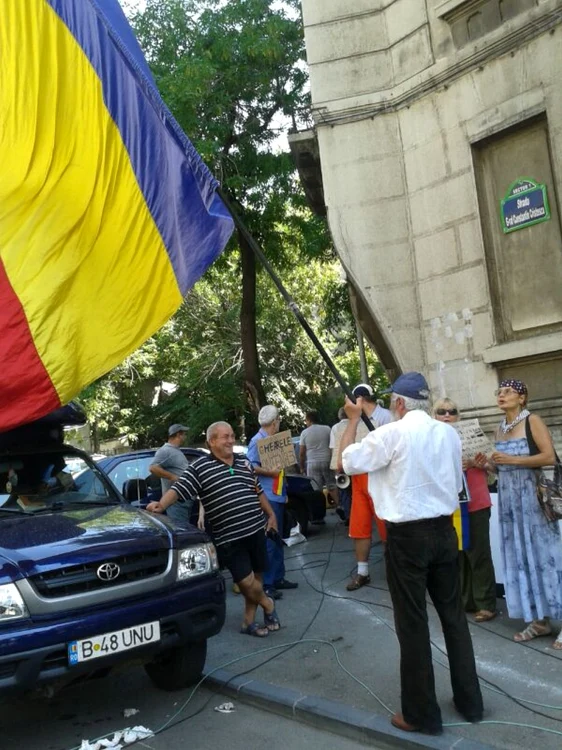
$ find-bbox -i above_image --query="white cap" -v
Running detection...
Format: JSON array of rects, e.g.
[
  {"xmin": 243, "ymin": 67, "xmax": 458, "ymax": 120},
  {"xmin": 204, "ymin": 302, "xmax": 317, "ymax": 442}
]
[{"xmin": 352, "ymin": 383, "xmax": 374, "ymax": 398}]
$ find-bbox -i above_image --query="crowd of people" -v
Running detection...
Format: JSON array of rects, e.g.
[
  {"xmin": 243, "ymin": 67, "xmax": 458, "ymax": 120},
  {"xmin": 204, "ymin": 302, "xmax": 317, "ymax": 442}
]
[{"xmin": 145, "ymin": 372, "xmax": 562, "ymax": 736}]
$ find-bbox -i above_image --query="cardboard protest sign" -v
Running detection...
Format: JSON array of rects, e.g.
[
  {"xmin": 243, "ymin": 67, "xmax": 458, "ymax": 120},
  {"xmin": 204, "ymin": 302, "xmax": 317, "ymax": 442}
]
[
  {"xmin": 257, "ymin": 430, "xmax": 296, "ymax": 471},
  {"xmin": 453, "ymin": 419, "xmax": 494, "ymax": 460}
]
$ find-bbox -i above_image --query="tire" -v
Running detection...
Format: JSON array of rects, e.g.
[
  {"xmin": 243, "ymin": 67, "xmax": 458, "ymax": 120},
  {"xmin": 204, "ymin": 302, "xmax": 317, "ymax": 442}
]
[{"xmin": 144, "ymin": 639, "xmax": 207, "ymax": 691}]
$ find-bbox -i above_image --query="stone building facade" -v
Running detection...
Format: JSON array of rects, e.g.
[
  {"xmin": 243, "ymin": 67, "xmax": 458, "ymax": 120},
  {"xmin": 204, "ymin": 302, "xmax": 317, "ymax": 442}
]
[{"xmin": 291, "ymin": 0, "xmax": 562, "ymax": 437}]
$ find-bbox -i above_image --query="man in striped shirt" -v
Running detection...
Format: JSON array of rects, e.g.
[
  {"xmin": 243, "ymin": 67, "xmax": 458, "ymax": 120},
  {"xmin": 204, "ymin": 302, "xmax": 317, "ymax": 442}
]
[{"xmin": 147, "ymin": 421, "xmax": 280, "ymax": 638}]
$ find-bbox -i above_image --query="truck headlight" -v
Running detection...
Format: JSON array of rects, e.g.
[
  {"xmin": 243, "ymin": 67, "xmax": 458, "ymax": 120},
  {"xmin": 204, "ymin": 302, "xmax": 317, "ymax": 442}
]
[
  {"xmin": 0, "ymin": 583, "xmax": 28, "ymax": 622},
  {"xmin": 177, "ymin": 543, "xmax": 219, "ymax": 580}
]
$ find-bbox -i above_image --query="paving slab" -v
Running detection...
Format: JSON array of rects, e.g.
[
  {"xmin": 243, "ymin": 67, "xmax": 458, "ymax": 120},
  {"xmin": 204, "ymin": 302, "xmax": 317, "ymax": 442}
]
[{"xmin": 205, "ymin": 514, "xmax": 562, "ymax": 750}]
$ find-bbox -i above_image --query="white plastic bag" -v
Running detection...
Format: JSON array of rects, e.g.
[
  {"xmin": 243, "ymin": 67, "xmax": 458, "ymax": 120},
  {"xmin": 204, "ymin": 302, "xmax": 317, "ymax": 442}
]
[{"xmin": 283, "ymin": 522, "xmax": 306, "ymax": 547}]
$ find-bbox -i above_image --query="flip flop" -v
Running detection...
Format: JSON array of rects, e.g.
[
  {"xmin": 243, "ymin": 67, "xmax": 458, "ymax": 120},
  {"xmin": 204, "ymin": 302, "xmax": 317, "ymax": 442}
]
[
  {"xmin": 240, "ymin": 622, "xmax": 269, "ymax": 637},
  {"xmin": 553, "ymin": 632, "xmax": 562, "ymax": 650}
]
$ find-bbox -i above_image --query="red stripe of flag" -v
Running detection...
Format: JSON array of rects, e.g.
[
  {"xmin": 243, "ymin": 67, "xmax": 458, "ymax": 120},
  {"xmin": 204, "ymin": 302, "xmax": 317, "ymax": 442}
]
[
  {"xmin": 0, "ymin": 260, "xmax": 60, "ymax": 432},
  {"xmin": 272, "ymin": 469, "xmax": 284, "ymax": 495}
]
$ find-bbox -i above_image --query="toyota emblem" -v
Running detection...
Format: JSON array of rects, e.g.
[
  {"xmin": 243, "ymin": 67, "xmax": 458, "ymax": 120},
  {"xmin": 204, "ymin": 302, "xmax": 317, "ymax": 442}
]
[{"xmin": 96, "ymin": 562, "xmax": 120, "ymax": 582}]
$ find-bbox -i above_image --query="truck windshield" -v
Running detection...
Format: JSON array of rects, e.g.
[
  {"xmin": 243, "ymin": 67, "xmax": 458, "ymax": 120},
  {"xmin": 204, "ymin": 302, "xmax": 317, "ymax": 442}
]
[{"xmin": 0, "ymin": 450, "xmax": 119, "ymax": 514}]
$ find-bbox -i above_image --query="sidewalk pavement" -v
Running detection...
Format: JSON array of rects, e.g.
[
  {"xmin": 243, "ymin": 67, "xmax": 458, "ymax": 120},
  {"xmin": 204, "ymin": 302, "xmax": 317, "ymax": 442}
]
[{"xmin": 205, "ymin": 513, "xmax": 562, "ymax": 750}]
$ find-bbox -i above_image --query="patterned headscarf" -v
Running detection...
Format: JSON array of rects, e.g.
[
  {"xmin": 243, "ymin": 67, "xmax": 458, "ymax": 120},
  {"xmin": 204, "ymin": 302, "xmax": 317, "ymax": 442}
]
[{"xmin": 498, "ymin": 379, "xmax": 528, "ymax": 396}]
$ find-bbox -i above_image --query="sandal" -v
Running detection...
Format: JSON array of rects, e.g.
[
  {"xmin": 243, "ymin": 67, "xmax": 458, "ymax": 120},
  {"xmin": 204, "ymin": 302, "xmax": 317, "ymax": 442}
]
[
  {"xmin": 474, "ymin": 610, "xmax": 497, "ymax": 623},
  {"xmin": 264, "ymin": 598, "xmax": 281, "ymax": 632},
  {"xmin": 240, "ymin": 622, "xmax": 269, "ymax": 637},
  {"xmin": 513, "ymin": 620, "xmax": 552, "ymax": 642},
  {"xmin": 553, "ymin": 632, "xmax": 562, "ymax": 650}
]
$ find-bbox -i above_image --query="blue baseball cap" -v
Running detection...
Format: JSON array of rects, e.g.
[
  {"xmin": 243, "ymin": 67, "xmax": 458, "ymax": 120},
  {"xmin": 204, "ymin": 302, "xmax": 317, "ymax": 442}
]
[{"xmin": 382, "ymin": 372, "xmax": 430, "ymax": 400}]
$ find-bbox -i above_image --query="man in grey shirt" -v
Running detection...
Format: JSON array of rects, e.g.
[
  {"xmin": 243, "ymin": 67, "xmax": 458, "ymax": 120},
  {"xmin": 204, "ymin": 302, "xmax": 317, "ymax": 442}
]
[
  {"xmin": 299, "ymin": 411, "xmax": 336, "ymax": 504},
  {"xmin": 149, "ymin": 424, "xmax": 191, "ymax": 525}
]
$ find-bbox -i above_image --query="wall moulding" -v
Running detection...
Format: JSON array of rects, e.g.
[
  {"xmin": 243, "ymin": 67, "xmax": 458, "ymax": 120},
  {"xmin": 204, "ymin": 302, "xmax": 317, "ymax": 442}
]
[
  {"xmin": 310, "ymin": 7, "xmax": 561, "ymax": 127},
  {"xmin": 481, "ymin": 333, "xmax": 562, "ymax": 365},
  {"xmin": 436, "ymin": 0, "xmax": 488, "ymax": 22},
  {"xmin": 436, "ymin": 0, "xmax": 536, "ymax": 24}
]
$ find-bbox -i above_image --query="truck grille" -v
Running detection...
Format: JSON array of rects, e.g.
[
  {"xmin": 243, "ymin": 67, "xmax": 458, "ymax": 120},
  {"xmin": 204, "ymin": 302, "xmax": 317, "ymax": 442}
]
[{"xmin": 30, "ymin": 550, "xmax": 169, "ymax": 598}]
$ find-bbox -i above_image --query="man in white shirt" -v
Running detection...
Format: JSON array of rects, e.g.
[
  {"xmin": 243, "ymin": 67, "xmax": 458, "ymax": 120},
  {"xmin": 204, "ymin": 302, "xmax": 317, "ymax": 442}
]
[
  {"xmin": 341, "ymin": 372, "xmax": 483, "ymax": 736},
  {"xmin": 339, "ymin": 384, "xmax": 392, "ymax": 591}
]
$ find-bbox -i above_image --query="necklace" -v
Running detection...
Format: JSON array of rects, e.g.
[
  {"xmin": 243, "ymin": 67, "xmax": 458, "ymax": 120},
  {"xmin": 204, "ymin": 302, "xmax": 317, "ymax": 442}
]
[
  {"xmin": 210, "ymin": 452, "xmax": 235, "ymax": 474},
  {"xmin": 500, "ymin": 408, "xmax": 530, "ymax": 434}
]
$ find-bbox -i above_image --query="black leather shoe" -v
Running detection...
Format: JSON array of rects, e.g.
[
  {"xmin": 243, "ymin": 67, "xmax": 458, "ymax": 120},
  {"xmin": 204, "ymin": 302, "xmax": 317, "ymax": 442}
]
[
  {"xmin": 391, "ymin": 713, "xmax": 442, "ymax": 735},
  {"xmin": 453, "ymin": 701, "xmax": 483, "ymax": 723},
  {"xmin": 274, "ymin": 579, "xmax": 298, "ymax": 590},
  {"xmin": 264, "ymin": 587, "xmax": 283, "ymax": 600}
]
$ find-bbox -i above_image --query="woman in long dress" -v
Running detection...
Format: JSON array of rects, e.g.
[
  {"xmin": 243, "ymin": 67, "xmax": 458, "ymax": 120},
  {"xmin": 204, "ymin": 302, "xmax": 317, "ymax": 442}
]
[{"xmin": 477, "ymin": 379, "xmax": 562, "ymax": 648}]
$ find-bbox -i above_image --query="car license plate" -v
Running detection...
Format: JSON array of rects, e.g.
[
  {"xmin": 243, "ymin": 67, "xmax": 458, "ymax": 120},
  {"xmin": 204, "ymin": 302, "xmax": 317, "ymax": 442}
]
[{"xmin": 68, "ymin": 621, "xmax": 160, "ymax": 665}]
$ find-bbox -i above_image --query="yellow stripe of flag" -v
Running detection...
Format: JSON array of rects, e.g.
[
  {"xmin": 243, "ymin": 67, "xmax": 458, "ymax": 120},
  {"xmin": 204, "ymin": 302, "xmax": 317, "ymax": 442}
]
[{"xmin": 0, "ymin": 0, "xmax": 182, "ymax": 403}]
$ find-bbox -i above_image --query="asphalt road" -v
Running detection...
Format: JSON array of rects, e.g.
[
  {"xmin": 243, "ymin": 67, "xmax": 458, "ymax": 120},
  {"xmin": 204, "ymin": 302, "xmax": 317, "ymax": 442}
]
[{"xmin": 0, "ymin": 667, "xmax": 390, "ymax": 750}]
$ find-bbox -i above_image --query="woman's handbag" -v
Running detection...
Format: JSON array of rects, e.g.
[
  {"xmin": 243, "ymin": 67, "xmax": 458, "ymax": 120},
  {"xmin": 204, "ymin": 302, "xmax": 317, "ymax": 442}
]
[{"xmin": 525, "ymin": 418, "xmax": 562, "ymax": 523}]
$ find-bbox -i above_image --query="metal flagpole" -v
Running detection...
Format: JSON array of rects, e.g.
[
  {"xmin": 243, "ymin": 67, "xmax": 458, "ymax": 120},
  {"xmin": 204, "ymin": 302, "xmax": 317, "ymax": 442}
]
[{"xmin": 217, "ymin": 187, "xmax": 375, "ymax": 433}]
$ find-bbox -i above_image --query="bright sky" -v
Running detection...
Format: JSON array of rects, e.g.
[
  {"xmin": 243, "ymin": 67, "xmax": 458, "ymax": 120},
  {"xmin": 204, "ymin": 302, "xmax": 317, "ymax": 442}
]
[
  {"xmin": 120, "ymin": 0, "xmax": 301, "ymax": 153},
  {"xmin": 122, "ymin": 0, "xmax": 295, "ymax": 17},
  {"xmin": 120, "ymin": 0, "xmax": 146, "ymax": 15}
]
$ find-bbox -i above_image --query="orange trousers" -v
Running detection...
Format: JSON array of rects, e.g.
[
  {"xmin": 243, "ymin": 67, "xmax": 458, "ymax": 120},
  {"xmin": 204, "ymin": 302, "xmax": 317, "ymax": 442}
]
[{"xmin": 349, "ymin": 473, "xmax": 387, "ymax": 543}]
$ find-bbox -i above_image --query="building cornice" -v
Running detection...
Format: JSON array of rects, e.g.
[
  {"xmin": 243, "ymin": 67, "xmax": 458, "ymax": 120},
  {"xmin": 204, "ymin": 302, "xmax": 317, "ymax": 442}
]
[{"xmin": 311, "ymin": 7, "xmax": 562, "ymax": 127}]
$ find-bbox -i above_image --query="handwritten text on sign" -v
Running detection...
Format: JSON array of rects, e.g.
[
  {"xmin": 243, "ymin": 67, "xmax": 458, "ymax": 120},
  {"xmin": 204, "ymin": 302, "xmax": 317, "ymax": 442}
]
[
  {"xmin": 256, "ymin": 430, "xmax": 296, "ymax": 471},
  {"xmin": 453, "ymin": 419, "xmax": 494, "ymax": 460}
]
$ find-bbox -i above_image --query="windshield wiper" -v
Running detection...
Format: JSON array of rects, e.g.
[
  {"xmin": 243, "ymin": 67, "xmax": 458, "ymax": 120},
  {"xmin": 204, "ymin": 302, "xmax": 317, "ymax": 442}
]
[
  {"xmin": 0, "ymin": 507, "xmax": 29, "ymax": 515},
  {"xmin": 31, "ymin": 500, "xmax": 119, "ymax": 513}
]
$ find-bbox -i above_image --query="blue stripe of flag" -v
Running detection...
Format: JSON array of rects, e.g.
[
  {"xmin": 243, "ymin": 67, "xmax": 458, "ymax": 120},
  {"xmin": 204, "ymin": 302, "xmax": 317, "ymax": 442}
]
[{"xmin": 45, "ymin": 0, "xmax": 233, "ymax": 294}]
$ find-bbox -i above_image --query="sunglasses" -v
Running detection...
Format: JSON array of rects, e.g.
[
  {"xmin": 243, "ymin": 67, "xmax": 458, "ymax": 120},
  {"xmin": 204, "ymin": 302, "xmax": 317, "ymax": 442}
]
[{"xmin": 435, "ymin": 408, "xmax": 458, "ymax": 416}]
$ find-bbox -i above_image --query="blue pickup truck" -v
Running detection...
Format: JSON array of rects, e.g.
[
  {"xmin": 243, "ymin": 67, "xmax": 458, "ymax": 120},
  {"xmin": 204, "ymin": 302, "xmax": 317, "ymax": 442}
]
[{"xmin": 0, "ymin": 405, "xmax": 225, "ymax": 695}]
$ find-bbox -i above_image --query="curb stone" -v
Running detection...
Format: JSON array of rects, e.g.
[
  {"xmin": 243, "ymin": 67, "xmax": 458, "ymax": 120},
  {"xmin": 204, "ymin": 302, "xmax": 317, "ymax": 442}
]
[{"xmin": 204, "ymin": 667, "xmax": 496, "ymax": 750}]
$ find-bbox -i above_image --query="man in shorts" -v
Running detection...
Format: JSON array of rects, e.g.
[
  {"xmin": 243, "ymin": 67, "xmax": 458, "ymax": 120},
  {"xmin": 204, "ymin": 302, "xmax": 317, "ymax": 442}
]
[
  {"xmin": 338, "ymin": 384, "xmax": 392, "ymax": 591},
  {"xmin": 147, "ymin": 421, "xmax": 280, "ymax": 638}
]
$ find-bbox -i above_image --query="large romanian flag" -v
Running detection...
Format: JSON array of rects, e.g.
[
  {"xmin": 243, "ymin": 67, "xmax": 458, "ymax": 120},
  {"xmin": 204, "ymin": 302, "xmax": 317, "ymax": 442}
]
[{"xmin": 0, "ymin": 0, "xmax": 234, "ymax": 432}]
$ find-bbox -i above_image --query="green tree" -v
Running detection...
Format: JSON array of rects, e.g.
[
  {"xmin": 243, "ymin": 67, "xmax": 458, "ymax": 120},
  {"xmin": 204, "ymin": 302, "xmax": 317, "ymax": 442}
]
[
  {"xmin": 79, "ymin": 250, "xmax": 386, "ymax": 448},
  {"xmin": 78, "ymin": 0, "xmax": 389, "ymax": 448},
  {"xmin": 131, "ymin": 0, "xmax": 323, "ymax": 422}
]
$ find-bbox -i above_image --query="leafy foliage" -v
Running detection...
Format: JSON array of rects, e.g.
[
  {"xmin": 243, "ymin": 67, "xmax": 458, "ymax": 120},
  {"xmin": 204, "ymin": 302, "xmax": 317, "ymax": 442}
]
[
  {"xmin": 80, "ymin": 251, "xmax": 386, "ymax": 447},
  {"xmin": 79, "ymin": 0, "xmax": 388, "ymax": 448}
]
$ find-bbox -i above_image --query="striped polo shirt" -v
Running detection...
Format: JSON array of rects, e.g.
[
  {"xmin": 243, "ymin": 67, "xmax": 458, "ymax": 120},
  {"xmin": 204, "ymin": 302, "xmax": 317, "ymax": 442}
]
[{"xmin": 171, "ymin": 453, "xmax": 266, "ymax": 546}]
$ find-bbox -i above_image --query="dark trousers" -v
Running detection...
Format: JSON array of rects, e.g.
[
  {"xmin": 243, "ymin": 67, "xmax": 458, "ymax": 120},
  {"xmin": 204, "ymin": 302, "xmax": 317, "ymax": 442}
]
[
  {"xmin": 459, "ymin": 508, "xmax": 497, "ymax": 613},
  {"xmin": 385, "ymin": 516, "xmax": 483, "ymax": 732},
  {"xmin": 339, "ymin": 485, "xmax": 352, "ymax": 519},
  {"xmin": 263, "ymin": 501, "xmax": 285, "ymax": 587}
]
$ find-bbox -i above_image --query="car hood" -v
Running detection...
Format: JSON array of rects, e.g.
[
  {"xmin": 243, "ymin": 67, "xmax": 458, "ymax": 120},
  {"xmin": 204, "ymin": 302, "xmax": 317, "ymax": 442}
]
[{"xmin": 0, "ymin": 504, "xmax": 204, "ymax": 579}]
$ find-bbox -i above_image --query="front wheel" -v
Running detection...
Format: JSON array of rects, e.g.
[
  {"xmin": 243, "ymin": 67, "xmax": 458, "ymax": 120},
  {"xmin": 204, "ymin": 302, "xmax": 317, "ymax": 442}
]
[{"xmin": 144, "ymin": 639, "xmax": 207, "ymax": 691}]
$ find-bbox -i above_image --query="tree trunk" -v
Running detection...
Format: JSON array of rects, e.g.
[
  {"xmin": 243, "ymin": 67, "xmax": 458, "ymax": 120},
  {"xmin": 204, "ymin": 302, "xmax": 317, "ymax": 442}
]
[
  {"xmin": 90, "ymin": 422, "xmax": 100, "ymax": 453},
  {"xmin": 239, "ymin": 229, "xmax": 266, "ymax": 427}
]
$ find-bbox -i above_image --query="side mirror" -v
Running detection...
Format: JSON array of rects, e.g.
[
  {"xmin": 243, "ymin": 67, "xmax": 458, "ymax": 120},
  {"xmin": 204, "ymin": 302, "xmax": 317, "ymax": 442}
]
[{"xmin": 122, "ymin": 478, "xmax": 148, "ymax": 502}]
